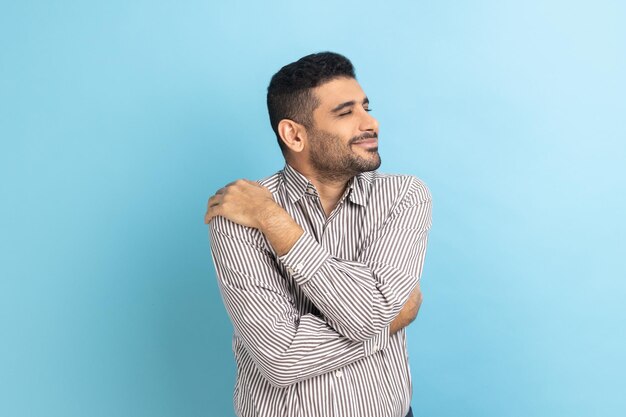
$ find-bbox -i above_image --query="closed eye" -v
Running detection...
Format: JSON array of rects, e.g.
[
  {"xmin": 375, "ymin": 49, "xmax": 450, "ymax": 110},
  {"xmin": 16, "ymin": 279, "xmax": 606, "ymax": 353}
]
[{"xmin": 339, "ymin": 108, "xmax": 373, "ymax": 117}]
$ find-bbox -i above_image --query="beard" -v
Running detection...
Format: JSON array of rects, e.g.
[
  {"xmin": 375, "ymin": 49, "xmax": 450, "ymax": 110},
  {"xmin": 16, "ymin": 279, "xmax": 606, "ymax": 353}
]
[{"xmin": 307, "ymin": 127, "xmax": 381, "ymax": 182}]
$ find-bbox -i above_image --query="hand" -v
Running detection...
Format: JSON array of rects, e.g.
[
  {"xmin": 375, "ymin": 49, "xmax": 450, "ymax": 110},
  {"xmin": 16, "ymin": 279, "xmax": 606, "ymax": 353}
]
[
  {"xmin": 204, "ymin": 179, "xmax": 277, "ymax": 229},
  {"xmin": 389, "ymin": 283, "xmax": 423, "ymax": 335}
]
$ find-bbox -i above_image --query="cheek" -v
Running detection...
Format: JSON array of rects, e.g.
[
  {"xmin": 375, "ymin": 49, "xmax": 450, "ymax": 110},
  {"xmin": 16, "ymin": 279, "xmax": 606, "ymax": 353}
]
[
  {"xmin": 331, "ymin": 127, "xmax": 356, "ymax": 145},
  {"xmin": 317, "ymin": 118, "xmax": 354, "ymax": 138}
]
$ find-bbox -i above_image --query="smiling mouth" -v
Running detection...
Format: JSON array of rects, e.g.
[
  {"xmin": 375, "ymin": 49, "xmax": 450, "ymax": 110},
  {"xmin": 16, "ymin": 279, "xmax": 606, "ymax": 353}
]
[{"xmin": 352, "ymin": 138, "xmax": 378, "ymax": 147}]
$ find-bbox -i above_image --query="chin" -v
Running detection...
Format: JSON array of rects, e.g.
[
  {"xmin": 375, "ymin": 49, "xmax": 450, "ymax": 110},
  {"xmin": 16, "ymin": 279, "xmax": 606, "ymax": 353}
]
[{"xmin": 362, "ymin": 157, "xmax": 382, "ymax": 172}]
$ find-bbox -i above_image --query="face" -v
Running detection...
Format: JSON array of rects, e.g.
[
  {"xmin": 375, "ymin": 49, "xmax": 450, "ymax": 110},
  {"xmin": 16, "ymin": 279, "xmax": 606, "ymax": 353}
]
[{"xmin": 306, "ymin": 77, "xmax": 381, "ymax": 181}]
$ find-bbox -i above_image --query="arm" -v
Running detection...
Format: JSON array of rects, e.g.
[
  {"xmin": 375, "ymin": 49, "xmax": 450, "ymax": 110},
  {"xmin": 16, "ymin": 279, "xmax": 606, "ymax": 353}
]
[
  {"xmin": 205, "ymin": 177, "xmax": 432, "ymax": 342},
  {"xmin": 275, "ymin": 177, "xmax": 431, "ymax": 341},
  {"xmin": 389, "ymin": 282, "xmax": 423, "ymax": 335},
  {"xmin": 209, "ymin": 216, "xmax": 389, "ymax": 389}
]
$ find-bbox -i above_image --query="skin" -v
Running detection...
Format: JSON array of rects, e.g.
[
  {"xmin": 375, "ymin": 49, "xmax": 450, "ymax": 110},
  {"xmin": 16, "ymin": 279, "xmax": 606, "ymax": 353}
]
[{"xmin": 205, "ymin": 76, "xmax": 422, "ymax": 335}]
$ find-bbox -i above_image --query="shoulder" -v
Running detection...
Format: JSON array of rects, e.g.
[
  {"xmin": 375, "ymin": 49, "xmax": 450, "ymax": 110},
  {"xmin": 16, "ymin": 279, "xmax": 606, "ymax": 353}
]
[
  {"xmin": 257, "ymin": 170, "xmax": 283, "ymax": 196},
  {"xmin": 209, "ymin": 169, "xmax": 283, "ymax": 247},
  {"xmin": 210, "ymin": 214, "xmax": 273, "ymax": 257},
  {"xmin": 360, "ymin": 171, "xmax": 432, "ymax": 206}
]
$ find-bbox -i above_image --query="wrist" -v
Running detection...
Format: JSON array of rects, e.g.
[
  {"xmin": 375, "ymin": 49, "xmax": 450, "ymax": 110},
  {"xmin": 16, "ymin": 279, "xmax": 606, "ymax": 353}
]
[
  {"xmin": 257, "ymin": 202, "xmax": 304, "ymax": 257},
  {"xmin": 257, "ymin": 201, "xmax": 284, "ymax": 232}
]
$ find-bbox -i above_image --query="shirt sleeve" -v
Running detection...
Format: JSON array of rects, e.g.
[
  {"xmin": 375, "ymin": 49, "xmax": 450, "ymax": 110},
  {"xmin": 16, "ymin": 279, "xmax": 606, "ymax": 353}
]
[
  {"xmin": 278, "ymin": 176, "xmax": 432, "ymax": 342},
  {"xmin": 209, "ymin": 217, "xmax": 389, "ymax": 389}
]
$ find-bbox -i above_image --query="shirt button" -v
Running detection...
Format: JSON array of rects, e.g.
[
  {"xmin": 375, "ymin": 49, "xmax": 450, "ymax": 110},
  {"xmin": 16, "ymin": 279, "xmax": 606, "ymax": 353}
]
[
  {"xmin": 294, "ymin": 262, "xmax": 304, "ymax": 273},
  {"xmin": 373, "ymin": 344, "xmax": 379, "ymax": 352},
  {"xmin": 287, "ymin": 267, "xmax": 294, "ymax": 274},
  {"xmin": 335, "ymin": 370, "xmax": 343, "ymax": 378}
]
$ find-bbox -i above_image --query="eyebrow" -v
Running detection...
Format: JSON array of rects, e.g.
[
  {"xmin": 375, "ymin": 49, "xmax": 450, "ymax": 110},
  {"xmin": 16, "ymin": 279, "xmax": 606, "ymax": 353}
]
[{"xmin": 330, "ymin": 97, "xmax": 370, "ymax": 113}]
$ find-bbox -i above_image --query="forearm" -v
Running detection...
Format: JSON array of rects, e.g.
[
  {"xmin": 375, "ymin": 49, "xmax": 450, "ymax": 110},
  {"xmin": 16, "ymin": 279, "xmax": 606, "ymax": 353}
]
[
  {"xmin": 299, "ymin": 196, "xmax": 430, "ymax": 339},
  {"xmin": 278, "ymin": 232, "xmax": 416, "ymax": 341},
  {"xmin": 227, "ymin": 298, "xmax": 388, "ymax": 388},
  {"xmin": 210, "ymin": 220, "xmax": 388, "ymax": 388},
  {"xmin": 256, "ymin": 206, "xmax": 401, "ymax": 340},
  {"xmin": 258, "ymin": 203, "xmax": 304, "ymax": 257}
]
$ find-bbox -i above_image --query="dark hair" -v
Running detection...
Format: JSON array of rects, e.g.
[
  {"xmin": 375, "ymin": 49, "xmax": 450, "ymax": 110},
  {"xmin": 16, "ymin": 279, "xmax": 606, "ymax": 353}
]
[{"xmin": 267, "ymin": 51, "xmax": 356, "ymax": 154}]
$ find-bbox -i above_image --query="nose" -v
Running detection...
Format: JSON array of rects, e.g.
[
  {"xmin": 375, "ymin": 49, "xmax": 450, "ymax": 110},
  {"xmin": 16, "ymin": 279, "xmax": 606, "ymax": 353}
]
[{"xmin": 359, "ymin": 108, "xmax": 379, "ymax": 133}]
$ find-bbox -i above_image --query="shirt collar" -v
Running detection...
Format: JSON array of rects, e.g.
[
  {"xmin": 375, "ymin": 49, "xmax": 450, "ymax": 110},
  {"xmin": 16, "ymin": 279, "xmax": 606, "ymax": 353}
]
[{"xmin": 281, "ymin": 163, "xmax": 367, "ymax": 207}]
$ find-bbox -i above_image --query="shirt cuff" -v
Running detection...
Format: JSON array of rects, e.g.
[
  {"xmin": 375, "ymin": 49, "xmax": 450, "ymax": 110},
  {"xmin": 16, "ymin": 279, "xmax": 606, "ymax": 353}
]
[
  {"xmin": 363, "ymin": 325, "xmax": 390, "ymax": 356},
  {"xmin": 278, "ymin": 231, "xmax": 330, "ymax": 285}
]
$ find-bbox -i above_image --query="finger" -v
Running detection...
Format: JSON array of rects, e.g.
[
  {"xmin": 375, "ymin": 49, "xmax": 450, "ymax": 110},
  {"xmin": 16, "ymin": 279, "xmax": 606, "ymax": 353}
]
[
  {"xmin": 204, "ymin": 204, "xmax": 222, "ymax": 224},
  {"xmin": 223, "ymin": 179, "xmax": 244, "ymax": 188},
  {"xmin": 215, "ymin": 179, "xmax": 243, "ymax": 194},
  {"xmin": 206, "ymin": 195, "xmax": 221, "ymax": 214},
  {"xmin": 207, "ymin": 194, "xmax": 222, "ymax": 208},
  {"xmin": 243, "ymin": 179, "xmax": 259, "ymax": 186},
  {"xmin": 231, "ymin": 178, "xmax": 256, "ymax": 188},
  {"xmin": 205, "ymin": 196, "xmax": 223, "ymax": 223},
  {"xmin": 204, "ymin": 204, "xmax": 211, "ymax": 223},
  {"xmin": 246, "ymin": 179, "xmax": 265, "ymax": 188}
]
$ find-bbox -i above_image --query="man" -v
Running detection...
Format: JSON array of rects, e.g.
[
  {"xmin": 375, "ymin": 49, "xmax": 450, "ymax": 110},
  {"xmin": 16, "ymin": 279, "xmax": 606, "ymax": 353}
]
[{"xmin": 205, "ymin": 52, "xmax": 432, "ymax": 417}]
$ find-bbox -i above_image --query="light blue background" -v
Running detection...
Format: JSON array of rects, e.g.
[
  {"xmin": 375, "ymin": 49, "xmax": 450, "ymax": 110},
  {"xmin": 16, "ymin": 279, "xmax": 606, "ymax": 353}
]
[{"xmin": 1, "ymin": 1, "xmax": 625, "ymax": 416}]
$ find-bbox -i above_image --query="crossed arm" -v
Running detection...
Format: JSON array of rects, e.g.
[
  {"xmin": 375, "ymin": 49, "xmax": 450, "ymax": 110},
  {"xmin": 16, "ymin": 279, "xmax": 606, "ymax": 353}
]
[
  {"xmin": 209, "ymin": 219, "xmax": 391, "ymax": 388},
  {"xmin": 206, "ymin": 177, "xmax": 431, "ymax": 387}
]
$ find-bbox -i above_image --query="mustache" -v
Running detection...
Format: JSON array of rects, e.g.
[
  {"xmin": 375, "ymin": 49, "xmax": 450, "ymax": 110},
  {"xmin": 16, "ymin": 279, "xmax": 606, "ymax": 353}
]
[{"xmin": 350, "ymin": 132, "xmax": 378, "ymax": 144}]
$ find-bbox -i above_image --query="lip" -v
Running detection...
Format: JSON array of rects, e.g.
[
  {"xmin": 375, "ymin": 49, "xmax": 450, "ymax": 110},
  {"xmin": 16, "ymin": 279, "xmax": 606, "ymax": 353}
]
[{"xmin": 353, "ymin": 138, "xmax": 378, "ymax": 147}]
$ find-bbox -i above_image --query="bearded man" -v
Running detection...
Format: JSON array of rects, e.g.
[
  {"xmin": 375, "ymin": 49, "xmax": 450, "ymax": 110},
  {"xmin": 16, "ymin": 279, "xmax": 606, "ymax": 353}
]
[{"xmin": 205, "ymin": 51, "xmax": 432, "ymax": 417}]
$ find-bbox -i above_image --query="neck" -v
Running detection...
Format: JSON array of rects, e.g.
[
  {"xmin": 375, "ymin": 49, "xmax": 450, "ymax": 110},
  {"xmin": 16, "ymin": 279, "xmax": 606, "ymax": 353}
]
[
  {"xmin": 311, "ymin": 174, "xmax": 350, "ymax": 217},
  {"xmin": 287, "ymin": 161, "xmax": 353, "ymax": 217}
]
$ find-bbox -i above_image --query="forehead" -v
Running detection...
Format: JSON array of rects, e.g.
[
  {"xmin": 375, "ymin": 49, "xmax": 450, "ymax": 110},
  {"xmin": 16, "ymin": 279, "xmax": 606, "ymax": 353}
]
[{"xmin": 312, "ymin": 77, "xmax": 366, "ymax": 109}]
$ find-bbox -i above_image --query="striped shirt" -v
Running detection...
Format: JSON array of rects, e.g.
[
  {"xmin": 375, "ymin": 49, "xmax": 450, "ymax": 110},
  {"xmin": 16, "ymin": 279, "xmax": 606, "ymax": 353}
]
[{"xmin": 209, "ymin": 163, "xmax": 432, "ymax": 417}]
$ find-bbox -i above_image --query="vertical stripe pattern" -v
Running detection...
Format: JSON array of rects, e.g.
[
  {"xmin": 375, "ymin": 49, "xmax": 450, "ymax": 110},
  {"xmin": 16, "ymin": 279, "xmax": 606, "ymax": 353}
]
[{"xmin": 209, "ymin": 163, "xmax": 432, "ymax": 417}]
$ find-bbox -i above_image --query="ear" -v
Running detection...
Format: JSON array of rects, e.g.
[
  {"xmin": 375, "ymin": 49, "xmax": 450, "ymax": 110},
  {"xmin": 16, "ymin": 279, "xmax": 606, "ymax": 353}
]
[{"xmin": 277, "ymin": 119, "xmax": 307, "ymax": 153}]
